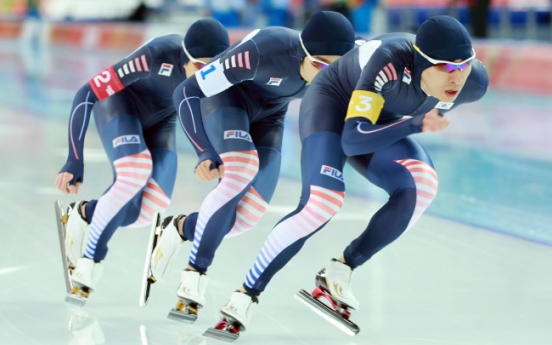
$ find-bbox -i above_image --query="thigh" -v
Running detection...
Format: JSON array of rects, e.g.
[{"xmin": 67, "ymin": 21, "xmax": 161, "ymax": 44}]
[
  {"xmin": 247, "ymin": 112, "xmax": 285, "ymax": 202},
  {"xmin": 301, "ymin": 132, "xmax": 347, "ymax": 193},
  {"xmin": 202, "ymin": 93, "xmax": 255, "ymax": 154},
  {"xmin": 94, "ymin": 114, "xmax": 146, "ymax": 162},
  {"xmin": 143, "ymin": 116, "xmax": 178, "ymax": 196},
  {"xmin": 348, "ymin": 137, "xmax": 434, "ymax": 194}
]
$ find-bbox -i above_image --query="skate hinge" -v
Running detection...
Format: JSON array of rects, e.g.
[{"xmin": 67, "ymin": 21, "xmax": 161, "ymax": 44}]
[
  {"xmin": 312, "ymin": 286, "xmax": 350, "ymax": 317},
  {"xmin": 175, "ymin": 300, "xmax": 186, "ymax": 311}
]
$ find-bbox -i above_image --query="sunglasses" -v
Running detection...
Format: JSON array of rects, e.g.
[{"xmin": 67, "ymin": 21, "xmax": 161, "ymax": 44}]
[
  {"xmin": 299, "ymin": 34, "xmax": 330, "ymax": 70},
  {"xmin": 413, "ymin": 44, "xmax": 476, "ymax": 73},
  {"xmin": 182, "ymin": 41, "xmax": 207, "ymax": 66}
]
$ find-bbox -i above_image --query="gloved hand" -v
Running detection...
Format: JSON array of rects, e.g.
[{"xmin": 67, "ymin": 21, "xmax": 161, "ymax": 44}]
[
  {"xmin": 195, "ymin": 151, "xmax": 224, "ymax": 182},
  {"xmin": 56, "ymin": 159, "xmax": 84, "ymax": 194}
]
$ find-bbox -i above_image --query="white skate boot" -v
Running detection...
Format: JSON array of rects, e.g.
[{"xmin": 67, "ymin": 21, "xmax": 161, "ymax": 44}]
[
  {"xmin": 324, "ymin": 259, "xmax": 360, "ymax": 310},
  {"xmin": 150, "ymin": 215, "xmax": 187, "ymax": 281},
  {"xmin": 67, "ymin": 257, "xmax": 103, "ymax": 306},
  {"xmin": 65, "ymin": 201, "xmax": 90, "ymax": 268},
  {"xmin": 167, "ymin": 270, "xmax": 208, "ymax": 323},
  {"xmin": 294, "ymin": 259, "xmax": 360, "ymax": 336},
  {"xmin": 140, "ymin": 214, "xmax": 187, "ymax": 307},
  {"xmin": 204, "ymin": 291, "xmax": 259, "ymax": 342}
]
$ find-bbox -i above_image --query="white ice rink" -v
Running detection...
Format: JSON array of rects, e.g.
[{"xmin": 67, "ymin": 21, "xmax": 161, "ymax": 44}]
[{"xmin": 1, "ymin": 42, "xmax": 552, "ymax": 345}]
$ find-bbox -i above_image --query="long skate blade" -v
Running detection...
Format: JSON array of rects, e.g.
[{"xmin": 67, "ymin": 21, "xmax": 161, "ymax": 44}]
[
  {"xmin": 139, "ymin": 212, "xmax": 161, "ymax": 307},
  {"xmin": 294, "ymin": 289, "xmax": 359, "ymax": 336},
  {"xmin": 167, "ymin": 308, "xmax": 197, "ymax": 323},
  {"xmin": 203, "ymin": 327, "xmax": 240, "ymax": 342},
  {"xmin": 140, "ymin": 325, "xmax": 149, "ymax": 344},
  {"xmin": 65, "ymin": 293, "xmax": 87, "ymax": 307},
  {"xmin": 54, "ymin": 200, "xmax": 73, "ymax": 294}
]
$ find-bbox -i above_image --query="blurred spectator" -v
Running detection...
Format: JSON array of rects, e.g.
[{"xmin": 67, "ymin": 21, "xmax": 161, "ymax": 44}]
[
  {"xmin": 452, "ymin": 0, "xmax": 491, "ymax": 38},
  {"xmin": 208, "ymin": 0, "xmax": 247, "ymax": 27},
  {"xmin": 468, "ymin": 0, "xmax": 490, "ymax": 37},
  {"xmin": 350, "ymin": 0, "xmax": 378, "ymax": 33},
  {"xmin": 319, "ymin": 0, "xmax": 351, "ymax": 21},
  {"xmin": 262, "ymin": 0, "xmax": 292, "ymax": 26}
]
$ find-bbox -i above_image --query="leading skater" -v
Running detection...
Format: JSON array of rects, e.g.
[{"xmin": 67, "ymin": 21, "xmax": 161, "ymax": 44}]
[
  {"xmin": 147, "ymin": 11, "xmax": 356, "ymax": 324},
  {"xmin": 214, "ymin": 15, "xmax": 489, "ymax": 336},
  {"xmin": 54, "ymin": 19, "xmax": 230, "ymax": 302}
]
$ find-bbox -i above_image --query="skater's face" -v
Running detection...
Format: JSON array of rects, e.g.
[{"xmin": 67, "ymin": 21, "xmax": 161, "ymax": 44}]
[
  {"xmin": 421, "ymin": 61, "xmax": 472, "ymax": 102},
  {"xmin": 418, "ymin": 45, "xmax": 475, "ymax": 102},
  {"xmin": 301, "ymin": 55, "xmax": 340, "ymax": 84},
  {"xmin": 184, "ymin": 58, "xmax": 211, "ymax": 78}
]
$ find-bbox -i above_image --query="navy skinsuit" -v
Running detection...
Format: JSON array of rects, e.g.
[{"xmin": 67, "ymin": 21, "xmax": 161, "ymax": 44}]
[
  {"xmin": 61, "ymin": 35, "xmax": 189, "ymax": 261},
  {"xmin": 242, "ymin": 32, "xmax": 489, "ymax": 296},
  {"xmin": 172, "ymin": 27, "xmax": 314, "ymax": 272}
]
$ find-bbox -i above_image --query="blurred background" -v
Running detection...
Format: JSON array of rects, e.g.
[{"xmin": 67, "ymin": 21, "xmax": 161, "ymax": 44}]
[
  {"xmin": 1, "ymin": 1, "xmax": 552, "ymax": 344},
  {"xmin": 1, "ymin": 0, "xmax": 552, "ymax": 39},
  {"xmin": 1, "ymin": 0, "xmax": 551, "ymax": 245}
]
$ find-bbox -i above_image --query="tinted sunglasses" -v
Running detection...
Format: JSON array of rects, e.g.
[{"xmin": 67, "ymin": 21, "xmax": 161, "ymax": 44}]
[
  {"xmin": 414, "ymin": 44, "xmax": 476, "ymax": 73},
  {"xmin": 299, "ymin": 34, "xmax": 330, "ymax": 70},
  {"xmin": 182, "ymin": 41, "xmax": 207, "ymax": 66}
]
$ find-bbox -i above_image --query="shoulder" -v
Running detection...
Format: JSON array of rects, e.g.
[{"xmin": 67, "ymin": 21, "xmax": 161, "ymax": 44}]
[
  {"xmin": 252, "ymin": 27, "xmax": 300, "ymax": 54},
  {"xmin": 357, "ymin": 33, "xmax": 415, "ymax": 69}
]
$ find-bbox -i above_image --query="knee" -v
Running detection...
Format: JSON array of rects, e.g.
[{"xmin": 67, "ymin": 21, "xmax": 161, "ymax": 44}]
[
  {"xmin": 303, "ymin": 185, "xmax": 345, "ymax": 222},
  {"xmin": 220, "ymin": 150, "xmax": 260, "ymax": 184},
  {"xmin": 120, "ymin": 198, "xmax": 143, "ymax": 226},
  {"xmin": 395, "ymin": 159, "xmax": 438, "ymax": 207},
  {"xmin": 114, "ymin": 150, "xmax": 153, "ymax": 192}
]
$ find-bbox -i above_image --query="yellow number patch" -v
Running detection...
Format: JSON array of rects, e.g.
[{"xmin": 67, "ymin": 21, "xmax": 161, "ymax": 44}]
[{"xmin": 345, "ymin": 90, "xmax": 385, "ymax": 124}]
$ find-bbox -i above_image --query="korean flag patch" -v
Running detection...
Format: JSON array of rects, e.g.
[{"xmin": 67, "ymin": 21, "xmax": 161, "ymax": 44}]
[{"xmin": 435, "ymin": 101, "xmax": 454, "ymax": 110}]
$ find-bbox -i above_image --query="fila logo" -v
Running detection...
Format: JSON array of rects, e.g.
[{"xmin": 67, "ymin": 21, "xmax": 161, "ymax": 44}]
[
  {"xmin": 113, "ymin": 135, "xmax": 141, "ymax": 148},
  {"xmin": 267, "ymin": 77, "xmax": 282, "ymax": 86},
  {"xmin": 224, "ymin": 130, "xmax": 252, "ymax": 142},
  {"xmin": 320, "ymin": 165, "xmax": 344, "ymax": 182},
  {"xmin": 158, "ymin": 63, "xmax": 173, "ymax": 77}
]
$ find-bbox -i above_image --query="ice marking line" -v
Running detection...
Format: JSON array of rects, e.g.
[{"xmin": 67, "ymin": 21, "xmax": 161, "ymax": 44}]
[{"xmin": 0, "ymin": 267, "xmax": 24, "ymax": 275}]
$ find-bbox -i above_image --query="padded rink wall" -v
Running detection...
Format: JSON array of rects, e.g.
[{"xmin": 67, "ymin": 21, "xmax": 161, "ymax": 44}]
[{"xmin": 1, "ymin": 19, "xmax": 551, "ymax": 95}]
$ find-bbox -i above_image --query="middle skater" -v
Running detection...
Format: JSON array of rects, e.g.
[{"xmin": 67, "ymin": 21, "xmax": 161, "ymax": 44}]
[{"xmin": 148, "ymin": 11, "xmax": 356, "ymax": 321}]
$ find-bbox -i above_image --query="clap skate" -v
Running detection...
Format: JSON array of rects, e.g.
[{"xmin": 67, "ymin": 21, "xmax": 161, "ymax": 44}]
[
  {"xmin": 55, "ymin": 200, "xmax": 93, "ymax": 306},
  {"xmin": 204, "ymin": 291, "xmax": 258, "ymax": 342},
  {"xmin": 54, "ymin": 200, "xmax": 74, "ymax": 295},
  {"xmin": 140, "ymin": 213, "xmax": 187, "ymax": 307},
  {"xmin": 294, "ymin": 260, "xmax": 360, "ymax": 336},
  {"xmin": 167, "ymin": 270, "xmax": 208, "ymax": 323},
  {"xmin": 140, "ymin": 212, "xmax": 161, "ymax": 307},
  {"xmin": 67, "ymin": 257, "xmax": 104, "ymax": 306}
]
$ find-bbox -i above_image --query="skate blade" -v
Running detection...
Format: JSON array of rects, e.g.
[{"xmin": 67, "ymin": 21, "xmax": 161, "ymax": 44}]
[
  {"xmin": 294, "ymin": 289, "xmax": 359, "ymax": 336},
  {"xmin": 140, "ymin": 325, "xmax": 149, "ymax": 344},
  {"xmin": 203, "ymin": 327, "xmax": 239, "ymax": 342},
  {"xmin": 54, "ymin": 200, "xmax": 74, "ymax": 294},
  {"xmin": 139, "ymin": 212, "xmax": 161, "ymax": 308},
  {"xmin": 65, "ymin": 293, "xmax": 87, "ymax": 307},
  {"xmin": 167, "ymin": 308, "xmax": 197, "ymax": 323}
]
